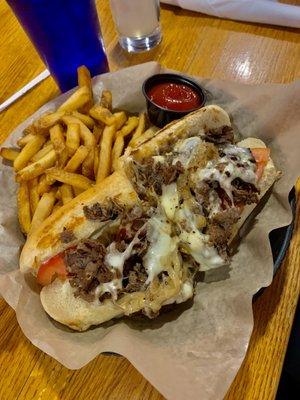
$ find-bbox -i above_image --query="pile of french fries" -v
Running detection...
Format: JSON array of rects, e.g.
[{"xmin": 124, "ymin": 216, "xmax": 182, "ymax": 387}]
[{"xmin": 0, "ymin": 66, "xmax": 158, "ymax": 236}]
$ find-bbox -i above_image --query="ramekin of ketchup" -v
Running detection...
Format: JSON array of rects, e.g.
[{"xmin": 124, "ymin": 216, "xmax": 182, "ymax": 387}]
[{"xmin": 143, "ymin": 73, "xmax": 206, "ymax": 128}]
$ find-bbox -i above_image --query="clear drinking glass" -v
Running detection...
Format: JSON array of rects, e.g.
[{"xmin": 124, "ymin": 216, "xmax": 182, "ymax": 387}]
[{"xmin": 110, "ymin": 0, "xmax": 162, "ymax": 53}]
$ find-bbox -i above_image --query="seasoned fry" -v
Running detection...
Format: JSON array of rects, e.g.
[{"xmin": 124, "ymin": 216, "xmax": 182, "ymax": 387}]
[
  {"xmin": 14, "ymin": 135, "xmax": 46, "ymax": 171},
  {"xmin": 28, "ymin": 178, "xmax": 40, "ymax": 215},
  {"xmin": 17, "ymin": 134, "xmax": 35, "ymax": 147},
  {"xmin": 71, "ymin": 111, "xmax": 95, "ymax": 129},
  {"xmin": 73, "ymin": 186, "xmax": 84, "ymax": 196},
  {"xmin": 64, "ymin": 145, "xmax": 89, "ymax": 173},
  {"xmin": 113, "ymin": 111, "xmax": 127, "ymax": 130},
  {"xmin": 17, "ymin": 182, "xmax": 31, "ymax": 234},
  {"xmin": 65, "ymin": 122, "xmax": 80, "ymax": 156},
  {"xmin": 60, "ymin": 184, "xmax": 74, "ymax": 205},
  {"xmin": 129, "ymin": 112, "xmax": 146, "ymax": 145},
  {"xmin": 93, "ymin": 146, "xmax": 99, "ymax": 177},
  {"xmin": 50, "ymin": 124, "xmax": 68, "ymax": 167},
  {"xmin": 89, "ymin": 105, "xmax": 115, "ymax": 126},
  {"xmin": 112, "ymin": 135, "xmax": 124, "ymax": 172},
  {"xmin": 129, "ymin": 126, "xmax": 159, "ymax": 148},
  {"xmin": 30, "ymin": 191, "xmax": 56, "ymax": 234},
  {"xmin": 46, "ymin": 168, "xmax": 93, "ymax": 190},
  {"xmin": 55, "ymin": 188, "xmax": 62, "ymax": 200},
  {"xmin": 0, "ymin": 147, "xmax": 20, "ymax": 161},
  {"xmin": 52, "ymin": 202, "xmax": 62, "ymax": 213},
  {"xmin": 97, "ymin": 124, "xmax": 116, "ymax": 183},
  {"xmin": 77, "ymin": 65, "xmax": 94, "ymax": 112},
  {"xmin": 119, "ymin": 116, "xmax": 139, "ymax": 138},
  {"xmin": 93, "ymin": 124, "xmax": 104, "ymax": 144},
  {"xmin": 58, "ymin": 86, "xmax": 90, "ymax": 113},
  {"xmin": 62, "ymin": 116, "xmax": 95, "ymax": 146},
  {"xmin": 31, "ymin": 142, "xmax": 53, "ymax": 162},
  {"xmin": 63, "ymin": 115, "xmax": 95, "ymax": 177},
  {"xmin": 16, "ymin": 149, "xmax": 57, "ymax": 182},
  {"xmin": 38, "ymin": 174, "xmax": 55, "ymax": 196},
  {"xmin": 28, "ymin": 111, "xmax": 65, "ymax": 135},
  {"xmin": 100, "ymin": 90, "xmax": 112, "ymax": 110}
]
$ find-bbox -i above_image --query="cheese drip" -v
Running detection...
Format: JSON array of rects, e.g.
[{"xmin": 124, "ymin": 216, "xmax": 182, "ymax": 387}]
[
  {"xmin": 176, "ymin": 201, "xmax": 225, "ymax": 271},
  {"xmin": 143, "ymin": 215, "xmax": 178, "ymax": 284}
]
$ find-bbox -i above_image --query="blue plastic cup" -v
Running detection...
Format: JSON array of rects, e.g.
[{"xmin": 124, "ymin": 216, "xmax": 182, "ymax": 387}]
[{"xmin": 7, "ymin": 0, "xmax": 109, "ymax": 92}]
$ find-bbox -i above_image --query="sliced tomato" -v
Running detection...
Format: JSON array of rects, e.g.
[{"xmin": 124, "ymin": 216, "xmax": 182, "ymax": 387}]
[
  {"xmin": 37, "ymin": 252, "xmax": 67, "ymax": 286},
  {"xmin": 251, "ymin": 148, "xmax": 270, "ymax": 180}
]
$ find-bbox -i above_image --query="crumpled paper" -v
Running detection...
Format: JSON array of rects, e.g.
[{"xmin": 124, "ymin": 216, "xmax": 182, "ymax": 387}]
[
  {"xmin": 162, "ymin": 0, "xmax": 300, "ymax": 28},
  {"xmin": 0, "ymin": 62, "xmax": 299, "ymax": 400}
]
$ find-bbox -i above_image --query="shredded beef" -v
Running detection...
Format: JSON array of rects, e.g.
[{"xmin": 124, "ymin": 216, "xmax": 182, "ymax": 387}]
[
  {"xmin": 83, "ymin": 200, "xmax": 123, "ymax": 221},
  {"xmin": 65, "ymin": 239, "xmax": 113, "ymax": 301},
  {"xmin": 123, "ymin": 262, "xmax": 148, "ymax": 293},
  {"xmin": 133, "ymin": 157, "xmax": 184, "ymax": 196},
  {"xmin": 232, "ymin": 178, "xmax": 259, "ymax": 205},
  {"xmin": 60, "ymin": 229, "xmax": 76, "ymax": 243},
  {"xmin": 207, "ymin": 208, "xmax": 240, "ymax": 253},
  {"xmin": 194, "ymin": 181, "xmax": 211, "ymax": 213},
  {"xmin": 205, "ymin": 126, "xmax": 234, "ymax": 145}
]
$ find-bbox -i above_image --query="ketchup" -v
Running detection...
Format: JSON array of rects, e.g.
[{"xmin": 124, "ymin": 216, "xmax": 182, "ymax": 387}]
[{"xmin": 147, "ymin": 82, "xmax": 202, "ymax": 112}]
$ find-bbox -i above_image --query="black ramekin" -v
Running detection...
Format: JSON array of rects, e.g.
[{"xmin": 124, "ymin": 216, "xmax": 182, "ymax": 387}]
[{"xmin": 142, "ymin": 73, "xmax": 206, "ymax": 128}]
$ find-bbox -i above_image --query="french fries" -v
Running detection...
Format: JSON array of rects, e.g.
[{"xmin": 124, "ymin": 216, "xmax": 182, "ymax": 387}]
[
  {"xmin": 58, "ymin": 86, "xmax": 90, "ymax": 113},
  {"xmin": 89, "ymin": 105, "xmax": 116, "ymax": 126},
  {"xmin": 64, "ymin": 145, "xmax": 89, "ymax": 172},
  {"xmin": 71, "ymin": 111, "xmax": 95, "ymax": 129},
  {"xmin": 129, "ymin": 112, "xmax": 146, "ymax": 145},
  {"xmin": 30, "ymin": 191, "xmax": 56, "ymax": 234},
  {"xmin": 129, "ymin": 126, "xmax": 159, "ymax": 149},
  {"xmin": 38, "ymin": 174, "xmax": 54, "ymax": 196},
  {"xmin": 50, "ymin": 124, "xmax": 68, "ymax": 167},
  {"xmin": 46, "ymin": 167, "xmax": 93, "ymax": 190},
  {"xmin": 77, "ymin": 65, "xmax": 94, "ymax": 113},
  {"xmin": 17, "ymin": 182, "xmax": 31, "ymax": 234},
  {"xmin": 17, "ymin": 134, "xmax": 35, "ymax": 147},
  {"xmin": 27, "ymin": 111, "xmax": 65, "ymax": 135},
  {"xmin": 0, "ymin": 65, "xmax": 158, "ymax": 236},
  {"xmin": 113, "ymin": 111, "xmax": 127, "ymax": 130},
  {"xmin": 60, "ymin": 184, "xmax": 74, "ymax": 205},
  {"xmin": 97, "ymin": 124, "xmax": 116, "ymax": 183},
  {"xmin": 16, "ymin": 150, "xmax": 57, "ymax": 182},
  {"xmin": 14, "ymin": 135, "xmax": 46, "ymax": 171},
  {"xmin": 0, "ymin": 148, "xmax": 20, "ymax": 161},
  {"xmin": 31, "ymin": 142, "xmax": 53, "ymax": 162},
  {"xmin": 112, "ymin": 135, "xmax": 124, "ymax": 171},
  {"xmin": 28, "ymin": 178, "xmax": 40, "ymax": 215},
  {"xmin": 65, "ymin": 122, "xmax": 80, "ymax": 156},
  {"xmin": 100, "ymin": 90, "xmax": 112, "ymax": 111},
  {"xmin": 93, "ymin": 124, "xmax": 104, "ymax": 144},
  {"xmin": 119, "ymin": 116, "xmax": 139, "ymax": 138}
]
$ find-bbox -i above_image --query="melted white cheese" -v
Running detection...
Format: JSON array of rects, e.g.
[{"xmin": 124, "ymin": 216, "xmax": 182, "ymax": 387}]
[
  {"xmin": 196, "ymin": 145, "xmax": 256, "ymax": 203},
  {"xmin": 143, "ymin": 215, "xmax": 177, "ymax": 284},
  {"xmin": 161, "ymin": 183, "xmax": 179, "ymax": 221},
  {"xmin": 175, "ymin": 201, "xmax": 225, "ymax": 271},
  {"xmin": 105, "ymin": 223, "xmax": 146, "ymax": 273},
  {"xmin": 179, "ymin": 230, "xmax": 225, "ymax": 271},
  {"xmin": 95, "ymin": 279, "xmax": 122, "ymax": 302},
  {"xmin": 162, "ymin": 281, "xmax": 194, "ymax": 306},
  {"xmin": 172, "ymin": 136, "xmax": 203, "ymax": 168}
]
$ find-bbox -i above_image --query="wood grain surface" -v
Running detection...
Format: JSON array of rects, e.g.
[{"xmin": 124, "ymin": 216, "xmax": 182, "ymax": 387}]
[{"xmin": 0, "ymin": 1, "xmax": 299, "ymax": 399}]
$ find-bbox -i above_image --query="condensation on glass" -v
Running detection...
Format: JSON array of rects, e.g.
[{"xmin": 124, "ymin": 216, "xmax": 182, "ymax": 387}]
[{"xmin": 110, "ymin": 0, "xmax": 162, "ymax": 53}]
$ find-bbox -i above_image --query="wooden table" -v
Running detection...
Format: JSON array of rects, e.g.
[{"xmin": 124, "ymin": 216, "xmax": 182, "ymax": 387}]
[{"xmin": 0, "ymin": 1, "xmax": 299, "ymax": 399}]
